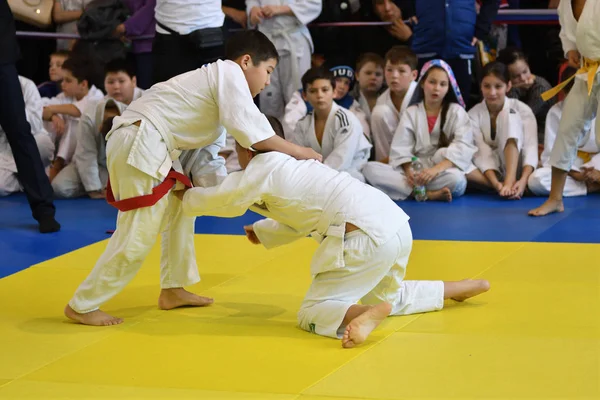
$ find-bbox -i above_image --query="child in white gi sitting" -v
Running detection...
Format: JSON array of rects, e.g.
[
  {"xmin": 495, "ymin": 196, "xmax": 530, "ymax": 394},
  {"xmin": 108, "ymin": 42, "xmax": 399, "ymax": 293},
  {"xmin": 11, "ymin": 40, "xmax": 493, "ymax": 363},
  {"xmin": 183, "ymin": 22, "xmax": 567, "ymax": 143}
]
[
  {"xmin": 363, "ymin": 59, "xmax": 477, "ymax": 202},
  {"xmin": 282, "ymin": 64, "xmax": 370, "ymax": 139},
  {"xmin": 467, "ymin": 61, "xmax": 538, "ymax": 199},
  {"xmin": 287, "ymin": 67, "xmax": 372, "ymax": 182},
  {"xmin": 175, "ymin": 117, "xmax": 490, "ymax": 348}
]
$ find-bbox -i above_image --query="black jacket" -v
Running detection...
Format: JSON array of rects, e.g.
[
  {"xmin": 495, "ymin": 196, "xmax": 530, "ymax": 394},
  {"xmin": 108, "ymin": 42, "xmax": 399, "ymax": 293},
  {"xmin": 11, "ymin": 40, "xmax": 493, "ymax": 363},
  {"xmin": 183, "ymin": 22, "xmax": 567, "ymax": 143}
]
[
  {"xmin": 75, "ymin": 0, "xmax": 130, "ymax": 66},
  {"xmin": 77, "ymin": 0, "xmax": 129, "ymax": 40}
]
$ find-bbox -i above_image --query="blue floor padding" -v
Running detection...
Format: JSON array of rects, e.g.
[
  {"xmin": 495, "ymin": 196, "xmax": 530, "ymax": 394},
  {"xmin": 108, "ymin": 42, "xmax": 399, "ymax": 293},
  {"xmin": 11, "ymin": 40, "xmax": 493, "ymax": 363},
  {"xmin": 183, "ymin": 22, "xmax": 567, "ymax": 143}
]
[{"xmin": 1, "ymin": 193, "xmax": 598, "ymax": 279}]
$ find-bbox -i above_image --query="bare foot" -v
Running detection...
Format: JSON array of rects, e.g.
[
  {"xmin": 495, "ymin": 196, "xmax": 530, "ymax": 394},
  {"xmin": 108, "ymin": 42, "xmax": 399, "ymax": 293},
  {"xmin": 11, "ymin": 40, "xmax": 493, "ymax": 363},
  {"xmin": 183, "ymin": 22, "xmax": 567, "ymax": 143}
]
[
  {"xmin": 158, "ymin": 288, "xmax": 214, "ymax": 310},
  {"xmin": 499, "ymin": 183, "xmax": 515, "ymax": 197},
  {"xmin": 64, "ymin": 304, "xmax": 124, "ymax": 326},
  {"xmin": 342, "ymin": 302, "xmax": 392, "ymax": 348},
  {"xmin": 427, "ymin": 187, "xmax": 452, "ymax": 202},
  {"xmin": 450, "ymin": 279, "xmax": 491, "ymax": 302},
  {"xmin": 494, "ymin": 181, "xmax": 504, "ymax": 194},
  {"xmin": 528, "ymin": 198, "xmax": 564, "ymax": 217}
]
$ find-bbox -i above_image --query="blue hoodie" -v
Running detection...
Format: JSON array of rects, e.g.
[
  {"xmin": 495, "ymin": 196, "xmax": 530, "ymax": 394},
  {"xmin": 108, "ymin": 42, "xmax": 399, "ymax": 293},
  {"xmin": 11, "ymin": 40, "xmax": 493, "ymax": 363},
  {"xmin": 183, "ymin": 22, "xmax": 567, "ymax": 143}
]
[{"xmin": 411, "ymin": 0, "xmax": 500, "ymax": 59}]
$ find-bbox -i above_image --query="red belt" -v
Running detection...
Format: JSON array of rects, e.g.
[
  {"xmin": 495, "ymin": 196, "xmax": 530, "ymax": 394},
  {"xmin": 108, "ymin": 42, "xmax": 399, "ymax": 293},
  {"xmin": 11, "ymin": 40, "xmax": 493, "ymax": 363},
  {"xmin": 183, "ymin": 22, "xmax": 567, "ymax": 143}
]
[{"xmin": 106, "ymin": 169, "xmax": 192, "ymax": 212}]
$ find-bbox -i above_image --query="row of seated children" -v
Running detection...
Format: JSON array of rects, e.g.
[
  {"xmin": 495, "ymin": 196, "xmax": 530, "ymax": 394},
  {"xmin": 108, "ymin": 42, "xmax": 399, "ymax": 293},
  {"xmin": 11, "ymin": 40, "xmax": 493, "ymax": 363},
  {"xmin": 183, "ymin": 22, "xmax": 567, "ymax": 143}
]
[
  {"xmin": 283, "ymin": 46, "xmax": 554, "ymax": 166},
  {"xmin": 219, "ymin": 54, "xmax": 385, "ymax": 173},
  {"xmin": 249, "ymin": 50, "xmax": 599, "ymax": 202},
  {"xmin": 4, "ymin": 50, "xmax": 596, "ymax": 204},
  {"xmin": 0, "ymin": 58, "xmax": 143, "ymax": 199}
]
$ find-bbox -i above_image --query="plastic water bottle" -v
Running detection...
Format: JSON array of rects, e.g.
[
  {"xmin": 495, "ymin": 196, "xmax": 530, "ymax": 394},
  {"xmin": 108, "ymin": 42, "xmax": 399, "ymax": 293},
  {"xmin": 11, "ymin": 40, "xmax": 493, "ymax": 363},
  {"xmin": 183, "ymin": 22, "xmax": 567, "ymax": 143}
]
[{"xmin": 411, "ymin": 157, "xmax": 427, "ymax": 202}]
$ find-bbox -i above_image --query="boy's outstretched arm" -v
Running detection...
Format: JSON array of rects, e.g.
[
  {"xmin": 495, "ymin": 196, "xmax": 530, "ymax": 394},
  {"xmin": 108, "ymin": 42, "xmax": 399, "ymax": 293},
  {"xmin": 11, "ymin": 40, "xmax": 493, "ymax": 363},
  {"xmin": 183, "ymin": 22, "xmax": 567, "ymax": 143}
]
[
  {"xmin": 253, "ymin": 134, "xmax": 323, "ymax": 162},
  {"xmin": 43, "ymin": 104, "xmax": 82, "ymax": 120},
  {"xmin": 248, "ymin": 217, "xmax": 308, "ymax": 249},
  {"xmin": 216, "ymin": 62, "xmax": 322, "ymax": 162}
]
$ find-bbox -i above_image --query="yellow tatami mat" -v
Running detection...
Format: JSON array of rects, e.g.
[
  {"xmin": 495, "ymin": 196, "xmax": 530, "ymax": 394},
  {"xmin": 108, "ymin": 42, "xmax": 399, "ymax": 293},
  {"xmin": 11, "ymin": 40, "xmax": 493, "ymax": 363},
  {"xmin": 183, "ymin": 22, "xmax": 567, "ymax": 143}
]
[{"xmin": 0, "ymin": 236, "xmax": 598, "ymax": 399}]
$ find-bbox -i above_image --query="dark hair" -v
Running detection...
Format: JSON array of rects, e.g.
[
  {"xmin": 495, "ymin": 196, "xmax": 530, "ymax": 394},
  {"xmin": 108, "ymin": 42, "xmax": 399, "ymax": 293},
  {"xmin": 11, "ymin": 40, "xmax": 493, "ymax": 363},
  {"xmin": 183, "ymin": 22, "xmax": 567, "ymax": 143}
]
[
  {"xmin": 51, "ymin": 50, "xmax": 70, "ymax": 59},
  {"xmin": 356, "ymin": 52, "xmax": 384, "ymax": 73},
  {"xmin": 266, "ymin": 115, "xmax": 285, "ymax": 139},
  {"xmin": 384, "ymin": 45, "xmax": 418, "ymax": 71},
  {"xmin": 61, "ymin": 56, "xmax": 93, "ymax": 85},
  {"xmin": 437, "ymin": 103, "xmax": 451, "ymax": 148},
  {"xmin": 420, "ymin": 66, "xmax": 452, "ymax": 148},
  {"xmin": 301, "ymin": 67, "xmax": 335, "ymax": 92},
  {"xmin": 225, "ymin": 30, "xmax": 279, "ymax": 64},
  {"xmin": 101, "ymin": 116, "xmax": 115, "ymax": 140},
  {"xmin": 497, "ymin": 46, "xmax": 528, "ymax": 67},
  {"xmin": 481, "ymin": 61, "xmax": 510, "ymax": 84},
  {"xmin": 104, "ymin": 58, "xmax": 136, "ymax": 79}
]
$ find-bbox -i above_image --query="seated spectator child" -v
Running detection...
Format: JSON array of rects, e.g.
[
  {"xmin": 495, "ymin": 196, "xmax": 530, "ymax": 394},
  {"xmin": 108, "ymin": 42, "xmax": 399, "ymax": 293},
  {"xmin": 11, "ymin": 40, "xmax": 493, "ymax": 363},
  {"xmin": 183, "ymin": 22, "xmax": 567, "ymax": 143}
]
[
  {"xmin": 42, "ymin": 56, "xmax": 104, "ymax": 181},
  {"xmin": 38, "ymin": 50, "xmax": 70, "ymax": 99},
  {"xmin": 52, "ymin": 58, "xmax": 143, "ymax": 198},
  {"xmin": 282, "ymin": 64, "xmax": 369, "ymax": 139},
  {"xmin": 370, "ymin": 46, "xmax": 418, "ymax": 162},
  {"xmin": 287, "ymin": 67, "xmax": 372, "ymax": 182},
  {"xmin": 498, "ymin": 47, "xmax": 555, "ymax": 145},
  {"xmin": 350, "ymin": 52, "xmax": 386, "ymax": 124},
  {"xmin": 363, "ymin": 59, "xmax": 476, "ymax": 202},
  {"xmin": 467, "ymin": 61, "xmax": 538, "ymax": 200}
]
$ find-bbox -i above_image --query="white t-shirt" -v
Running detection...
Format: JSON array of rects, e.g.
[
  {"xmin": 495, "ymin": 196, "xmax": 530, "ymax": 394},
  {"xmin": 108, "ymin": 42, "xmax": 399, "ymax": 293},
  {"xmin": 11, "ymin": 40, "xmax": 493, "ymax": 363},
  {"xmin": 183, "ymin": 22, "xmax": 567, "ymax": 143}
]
[{"xmin": 155, "ymin": 0, "xmax": 224, "ymax": 35}]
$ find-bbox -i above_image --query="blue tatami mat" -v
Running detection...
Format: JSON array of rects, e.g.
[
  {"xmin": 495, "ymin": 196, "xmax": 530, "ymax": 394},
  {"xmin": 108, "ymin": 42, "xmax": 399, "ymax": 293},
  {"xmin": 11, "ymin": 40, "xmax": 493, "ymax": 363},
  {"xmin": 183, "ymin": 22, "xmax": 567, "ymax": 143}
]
[{"xmin": 1, "ymin": 193, "xmax": 599, "ymax": 278}]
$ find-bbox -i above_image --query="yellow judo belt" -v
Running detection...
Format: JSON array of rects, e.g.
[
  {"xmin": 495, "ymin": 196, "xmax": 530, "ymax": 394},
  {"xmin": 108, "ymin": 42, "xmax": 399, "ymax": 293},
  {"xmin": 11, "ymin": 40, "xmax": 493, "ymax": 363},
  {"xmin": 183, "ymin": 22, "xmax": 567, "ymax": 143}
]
[
  {"xmin": 541, "ymin": 58, "xmax": 600, "ymax": 101},
  {"xmin": 577, "ymin": 150, "xmax": 593, "ymax": 164}
]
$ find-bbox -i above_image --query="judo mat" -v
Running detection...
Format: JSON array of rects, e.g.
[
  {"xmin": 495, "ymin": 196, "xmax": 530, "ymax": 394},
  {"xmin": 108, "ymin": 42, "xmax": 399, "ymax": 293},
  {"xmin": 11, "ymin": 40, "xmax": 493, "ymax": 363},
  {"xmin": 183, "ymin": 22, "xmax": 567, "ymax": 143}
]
[{"xmin": 1, "ymin": 193, "xmax": 599, "ymax": 399}]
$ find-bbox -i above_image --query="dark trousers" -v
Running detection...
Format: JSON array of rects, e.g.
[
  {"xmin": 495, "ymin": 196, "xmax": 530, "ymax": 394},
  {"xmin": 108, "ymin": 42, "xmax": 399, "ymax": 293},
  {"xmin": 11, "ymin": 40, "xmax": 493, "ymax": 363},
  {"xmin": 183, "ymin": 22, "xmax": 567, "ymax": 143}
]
[
  {"xmin": 152, "ymin": 32, "xmax": 225, "ymax": 83},
  {"xmin": 134, "ymin": 52, "xmax": 154, "ymax": 89},
  {"xmin": 418, "ymin": 56, "xmax": 474, "ymax": 108},
  {"xmin": 0, "ymin": 62, "xmax": 55, "ymax": 220}
]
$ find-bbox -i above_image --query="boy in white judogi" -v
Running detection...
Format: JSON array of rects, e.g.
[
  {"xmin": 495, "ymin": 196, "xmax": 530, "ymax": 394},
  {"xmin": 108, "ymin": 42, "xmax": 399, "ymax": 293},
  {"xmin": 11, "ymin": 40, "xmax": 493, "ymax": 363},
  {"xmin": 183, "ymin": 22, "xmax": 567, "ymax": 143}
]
[
  {"xmin": 468, "ymin": 62, "xmax": 538, "ymax": 199},
  {"xmin": 370, "ymin": 46, "xmax": 419, "ymax": 162},
  {"xmin": 528, "ymin": 66, "xmax": 600, "ymax": 197},
  {"xmin": 281, "ymin": 89, "xmax": 309, "ymax": 136},
  {"xmin": 328, "ymin": 65, "xmax": 370, "ymax": 139},
  {"xmin": 0, "ymin": 76, "xmax": 55, "ymax": 196},
  {"xmin": 64, "ymin": 31, "xmax": 322, "ymax": 327},
  {"xmin": 288, "ymin": 67, "xmax": 372, "ymax": 182},
  {"xmin": 175, "ymin": 118, "xmax": 490, "ymax": 348},
  {"xmin": 282, "ymin": 65, "xmax": 369, "ymax": 139},
  {"xmin": 52, "ymin": 59, "xmax": 144, "ymax": 198},
  {"xmin": 42, "ymin": 57, "xmax": 104, "ymax": 180},
  {"xmin": 364, "ymin": 60, "xmax": 476, "ymax": 202},
  {"xmin": 350, "ymin": 52, "xmax": 386, "ymax": 125},
  {"xmin": 247, "ymin": 0, "xmax": 322, "ymax": 119},
  {"xmin": 530, "ymin": 0, "xmax": 600, "ymax": 216}
]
